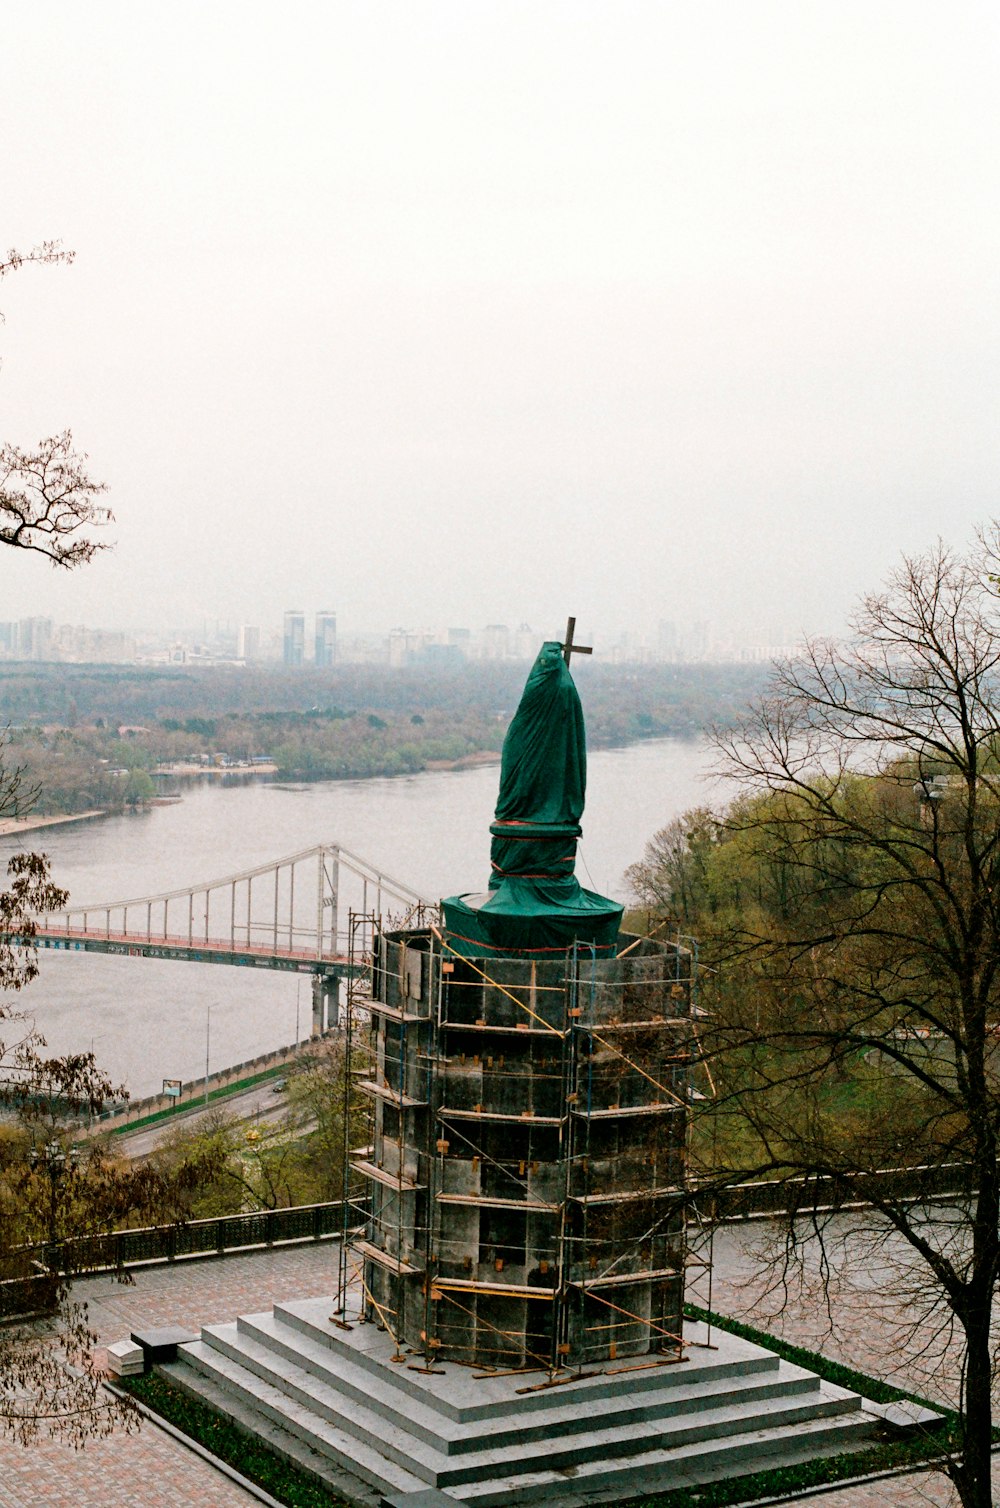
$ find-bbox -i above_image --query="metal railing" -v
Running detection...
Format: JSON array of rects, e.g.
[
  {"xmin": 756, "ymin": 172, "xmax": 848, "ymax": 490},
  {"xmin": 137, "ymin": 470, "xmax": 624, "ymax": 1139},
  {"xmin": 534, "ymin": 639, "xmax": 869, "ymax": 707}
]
[
  {"xmin": 0, "ymin": 1200, "xmax": 358, "ymax": 1318},
  {"xmin": 704, "ymin": 1160, "xmax": 974, "ymax": 1220},
  {"xmin": 0, "ymin": 1163, "xmax": 977, "ymax": 1320}
]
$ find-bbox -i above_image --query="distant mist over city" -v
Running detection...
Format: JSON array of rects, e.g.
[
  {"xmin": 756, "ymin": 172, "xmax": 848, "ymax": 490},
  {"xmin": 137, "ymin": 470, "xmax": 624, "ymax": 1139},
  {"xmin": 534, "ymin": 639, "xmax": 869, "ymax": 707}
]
[
  {"xmin": 2, "ymin": 3, "xmax": 996, "ymax": 657},
  {"xmin": 0, "ymin": 609, "xmax": 810, "ymax": 669}
]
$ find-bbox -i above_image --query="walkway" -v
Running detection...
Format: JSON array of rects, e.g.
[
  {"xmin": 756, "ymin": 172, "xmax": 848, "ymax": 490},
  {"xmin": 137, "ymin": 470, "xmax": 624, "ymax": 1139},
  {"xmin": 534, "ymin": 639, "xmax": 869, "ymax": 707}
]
[
  {"xmin": 0, "ymin": 1228, "xmax": 995, "ymax": 1508},
  {"xmin": 0, "ymin": 1246, "xmax": 337, "ymax": 1508}
]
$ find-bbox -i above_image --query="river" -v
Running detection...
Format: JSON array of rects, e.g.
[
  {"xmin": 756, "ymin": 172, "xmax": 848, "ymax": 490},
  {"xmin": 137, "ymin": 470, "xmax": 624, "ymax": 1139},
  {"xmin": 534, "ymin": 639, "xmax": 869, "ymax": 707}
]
[{"xmin": 0, "ymin": 738, "xmax": 724, "ymax": 1097}]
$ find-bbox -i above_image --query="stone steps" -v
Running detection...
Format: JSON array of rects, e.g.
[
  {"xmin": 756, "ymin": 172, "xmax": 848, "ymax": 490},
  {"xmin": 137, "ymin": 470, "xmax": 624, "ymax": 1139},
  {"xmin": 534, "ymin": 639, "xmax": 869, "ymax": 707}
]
[
  {"xmin": 454, "ymin": 1413, "xmax": 877, "ymax": 1506},
  {"xmin": 160, "ymin": 1349, "xmax": 393, "ymax": 1508},
  {"xmin": 272, "ymin": 1296, "xmax": 780, "ymax": 1420},
  {"xmin": 161, "ymin": 1300, "xmax": 881, "ymax": 1507},
  {"xmin": 225, "ymin": 1309, "xmax": 826, "ymax": 1454},
  {"xmin": 182, "ymin": 1327, "xmax": 861, "ymax": 1485}
]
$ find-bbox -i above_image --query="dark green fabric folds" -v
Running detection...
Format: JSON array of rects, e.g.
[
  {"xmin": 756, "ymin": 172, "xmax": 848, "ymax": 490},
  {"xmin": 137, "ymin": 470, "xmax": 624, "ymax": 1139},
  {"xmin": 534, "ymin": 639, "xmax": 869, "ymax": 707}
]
[
  {"xmin": 442, "ymin": 640, "xmax": 622, "ymax": 958},
  {"xmin": 493, "ymin": 641, "xmax": 586, "ymax": 829},
  {"xmin": 443, "ymin": 885, "xmax": 622, "ymax": 957}
]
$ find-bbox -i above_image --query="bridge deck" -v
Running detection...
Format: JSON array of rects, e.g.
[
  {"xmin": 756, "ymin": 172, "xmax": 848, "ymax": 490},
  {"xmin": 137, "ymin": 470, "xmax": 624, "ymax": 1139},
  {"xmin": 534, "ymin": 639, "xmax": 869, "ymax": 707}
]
[{"xmin": 33, "ymin": 927, "xmax": 355, "ymax": 976}]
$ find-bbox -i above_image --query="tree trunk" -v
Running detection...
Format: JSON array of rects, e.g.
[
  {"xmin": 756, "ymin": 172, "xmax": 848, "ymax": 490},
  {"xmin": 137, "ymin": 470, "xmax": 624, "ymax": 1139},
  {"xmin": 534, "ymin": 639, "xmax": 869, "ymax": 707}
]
[{"xmin": 953, "ymin": 1302, "xmax": 995, "ymax": 1508}]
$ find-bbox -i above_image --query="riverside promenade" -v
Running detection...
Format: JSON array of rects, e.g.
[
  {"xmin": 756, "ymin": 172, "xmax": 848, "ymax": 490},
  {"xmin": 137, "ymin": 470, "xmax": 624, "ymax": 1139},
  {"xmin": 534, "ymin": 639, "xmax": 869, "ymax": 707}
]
[{"xmin": 0, "ymin": 1224, "xmax": 994, "ymax": 1508}]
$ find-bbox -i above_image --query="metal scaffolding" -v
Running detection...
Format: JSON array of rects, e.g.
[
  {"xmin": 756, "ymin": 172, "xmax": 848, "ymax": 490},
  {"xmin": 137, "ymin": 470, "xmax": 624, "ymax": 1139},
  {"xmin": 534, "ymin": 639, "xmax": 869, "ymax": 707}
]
[{"xmin": 346, "ymin": 920, "xmax": 700, "ymax": 1377}]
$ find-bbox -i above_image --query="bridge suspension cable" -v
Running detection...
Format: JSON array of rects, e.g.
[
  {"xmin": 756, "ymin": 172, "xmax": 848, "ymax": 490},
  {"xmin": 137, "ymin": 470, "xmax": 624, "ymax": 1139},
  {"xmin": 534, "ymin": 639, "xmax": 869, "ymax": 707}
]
[{"xmin": 36, "ymin": 842, "xmax": 433, "ymax": 972}]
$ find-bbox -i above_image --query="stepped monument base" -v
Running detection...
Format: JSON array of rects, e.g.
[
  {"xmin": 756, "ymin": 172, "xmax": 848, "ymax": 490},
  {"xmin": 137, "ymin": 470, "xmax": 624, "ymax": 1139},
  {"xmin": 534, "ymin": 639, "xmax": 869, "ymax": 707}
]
[{"xmin": 161, "ymin": 1293, "xmax": 881, "ymax": 1507}]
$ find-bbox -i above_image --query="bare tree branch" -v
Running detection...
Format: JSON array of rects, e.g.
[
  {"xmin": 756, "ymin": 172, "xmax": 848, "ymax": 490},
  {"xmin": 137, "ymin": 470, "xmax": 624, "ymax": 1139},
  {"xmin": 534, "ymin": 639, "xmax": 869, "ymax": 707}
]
[
  {"xmin": 0, "ymin": 432, "xmax": 112, "ymax": 568},
  {"xmin": 0, "ymin": 240, "xmax": 136, "ymax": 1449}
]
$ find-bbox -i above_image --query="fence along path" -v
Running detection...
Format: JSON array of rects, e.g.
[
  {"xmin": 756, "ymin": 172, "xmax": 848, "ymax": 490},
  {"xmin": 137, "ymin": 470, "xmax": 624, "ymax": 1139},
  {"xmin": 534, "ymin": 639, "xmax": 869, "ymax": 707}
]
[
  {"xmin": 1, "ymin": 1162, "xmax": 976, "ymax": 1321},
  {"xmin": 81, "ymin": 1037, "xmax": 325, "ymax": 1134}
]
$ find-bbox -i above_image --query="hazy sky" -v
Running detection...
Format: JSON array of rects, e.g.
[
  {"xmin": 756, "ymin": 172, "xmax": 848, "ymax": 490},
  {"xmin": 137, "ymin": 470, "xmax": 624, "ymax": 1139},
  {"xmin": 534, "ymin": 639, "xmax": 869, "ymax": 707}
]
[{"xmin": 2, "ymin": 1, "xmax": 997, "ymax": 646}]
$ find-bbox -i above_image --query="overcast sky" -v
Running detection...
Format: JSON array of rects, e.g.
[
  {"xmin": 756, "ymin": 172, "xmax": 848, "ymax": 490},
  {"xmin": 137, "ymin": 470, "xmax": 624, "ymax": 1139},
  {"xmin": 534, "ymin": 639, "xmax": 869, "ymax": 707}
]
[{"xmin": 2, "ymin": 1, "xmax": 997, "ymax": 647}]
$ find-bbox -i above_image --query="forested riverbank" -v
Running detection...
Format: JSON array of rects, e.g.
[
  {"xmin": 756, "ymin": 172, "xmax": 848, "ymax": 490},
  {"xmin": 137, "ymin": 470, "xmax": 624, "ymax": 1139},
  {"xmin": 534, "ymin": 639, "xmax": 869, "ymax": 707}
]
[{"xmin": 0, "ymin": 659, "xmax": 766, "ymax": 815}]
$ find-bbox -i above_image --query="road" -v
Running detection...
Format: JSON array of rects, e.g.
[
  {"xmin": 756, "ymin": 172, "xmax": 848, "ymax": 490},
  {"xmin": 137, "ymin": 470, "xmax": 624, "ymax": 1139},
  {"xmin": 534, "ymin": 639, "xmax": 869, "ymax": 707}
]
[{"xmin": 114, "ymin": 1078, "xmax": 295, "ymax": 1158}]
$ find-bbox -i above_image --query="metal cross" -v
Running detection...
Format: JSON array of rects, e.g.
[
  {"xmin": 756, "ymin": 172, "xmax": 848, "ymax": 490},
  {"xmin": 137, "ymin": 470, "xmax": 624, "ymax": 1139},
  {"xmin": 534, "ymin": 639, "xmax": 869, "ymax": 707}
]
[{"xmin": 561, "ymin": 617, "xmax": 593, "ymax": 668}]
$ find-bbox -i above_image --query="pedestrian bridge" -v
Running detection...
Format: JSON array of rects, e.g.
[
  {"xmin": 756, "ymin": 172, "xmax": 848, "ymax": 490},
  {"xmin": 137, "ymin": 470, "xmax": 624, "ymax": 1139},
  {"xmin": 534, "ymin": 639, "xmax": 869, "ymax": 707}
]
[{"xmin": 32, "ymin": 841, "xmax": 433, "ymax": 984}]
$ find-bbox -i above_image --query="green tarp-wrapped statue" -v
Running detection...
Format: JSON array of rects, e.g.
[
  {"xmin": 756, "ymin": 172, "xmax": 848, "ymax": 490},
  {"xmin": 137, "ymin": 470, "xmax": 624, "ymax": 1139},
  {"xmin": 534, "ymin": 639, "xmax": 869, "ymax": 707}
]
[{"xmin": 442, "ymin": 640, "xmax": 623, "ymax": 957}]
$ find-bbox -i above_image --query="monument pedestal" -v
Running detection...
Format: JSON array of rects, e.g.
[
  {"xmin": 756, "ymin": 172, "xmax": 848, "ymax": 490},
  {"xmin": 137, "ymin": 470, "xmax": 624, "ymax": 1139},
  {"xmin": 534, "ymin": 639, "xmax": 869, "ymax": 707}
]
[{"xmin": 162, "ymin": 1295, "xmax": 879, "ymax": 1507}]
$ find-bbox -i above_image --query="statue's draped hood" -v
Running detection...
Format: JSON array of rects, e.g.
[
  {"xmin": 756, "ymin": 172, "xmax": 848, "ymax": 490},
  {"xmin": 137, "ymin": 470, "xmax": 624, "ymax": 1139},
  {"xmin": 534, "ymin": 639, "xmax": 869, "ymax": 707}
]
[
  {"xmin": 493, "ymin": 640, "xmax": 586, "ymax": 829},
  {"xmin": 442, "ymin": 641, "xmax": 623, "ymax": 957}
]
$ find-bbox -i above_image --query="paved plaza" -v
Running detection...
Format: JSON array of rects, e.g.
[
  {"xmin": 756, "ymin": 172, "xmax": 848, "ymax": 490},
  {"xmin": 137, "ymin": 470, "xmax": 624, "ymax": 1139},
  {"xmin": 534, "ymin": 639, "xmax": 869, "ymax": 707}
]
[{"xmin": 0, "ymin": 1227, "xmax": 995, "ymax": 1508}]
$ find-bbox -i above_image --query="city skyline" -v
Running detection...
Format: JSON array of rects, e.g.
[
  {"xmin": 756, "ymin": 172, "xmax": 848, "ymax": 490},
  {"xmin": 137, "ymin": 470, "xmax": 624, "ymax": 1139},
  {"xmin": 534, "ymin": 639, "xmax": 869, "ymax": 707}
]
[{"xmin": 0, "ymin": 604, "xmax": 807, "ymax": 667}]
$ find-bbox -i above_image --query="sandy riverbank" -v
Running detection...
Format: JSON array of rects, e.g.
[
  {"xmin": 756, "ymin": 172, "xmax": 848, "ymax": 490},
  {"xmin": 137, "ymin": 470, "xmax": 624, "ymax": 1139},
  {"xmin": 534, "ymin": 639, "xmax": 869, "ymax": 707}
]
[
  {"xmin": 0, "ymin": 809, "xmax": 106, "ymax": 839},
  {"xmin": 424, "ymin": 749, "xmax": 502, "ymax": 770}
]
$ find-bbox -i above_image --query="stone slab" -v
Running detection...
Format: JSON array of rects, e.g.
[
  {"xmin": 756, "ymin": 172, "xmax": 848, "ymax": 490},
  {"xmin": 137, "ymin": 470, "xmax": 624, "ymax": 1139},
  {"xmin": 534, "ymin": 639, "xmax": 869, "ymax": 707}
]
[
  {"xmin": 862, "ymin": 1398, "xmax": 943, "ymax": 1433},
  {"xmin": 107, "ymin": 1339, "xmax": 144, "ymax": 1364},
  {"xmin": 380, "ymin": 1493, "xmax": 459, "ymax": 1508},
  {"xmin": 106, "ymin": 1360, "xmax": 145, "ymax": 1377},
  {"xmin": 131, "ymin": 1326, "xmax": 199, "ymax": 1364}
]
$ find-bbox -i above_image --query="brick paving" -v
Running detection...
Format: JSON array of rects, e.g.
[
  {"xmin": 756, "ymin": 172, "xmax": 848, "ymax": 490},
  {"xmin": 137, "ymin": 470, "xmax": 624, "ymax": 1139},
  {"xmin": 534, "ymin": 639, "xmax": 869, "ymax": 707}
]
[
  {"xmin": 0, "ymin": 1243, "xmax": 342, "ymax": 1508},
  {"xmin": 0, "ymin": 1226, "xmax": 995, "ymax": 1507},
  {"xmin": 0, "ymin": 1421, "xmax": 258, "ymax": 1508},
  {"xmin": 788, "ymin": 1475, "xmax": 1000, "ymax": 1507},
  {"xmin": 701, "ymin": 1217, "xmax": 970, "ymax": 1408}
]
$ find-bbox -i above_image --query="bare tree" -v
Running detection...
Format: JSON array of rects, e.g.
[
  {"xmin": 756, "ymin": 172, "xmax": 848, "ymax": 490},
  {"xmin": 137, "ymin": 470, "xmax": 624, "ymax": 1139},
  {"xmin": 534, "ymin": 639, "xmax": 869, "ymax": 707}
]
[
  {"xmin": 0, "ymin": 432, "xmax": 111, "ymax": 569},
  {"xmin": 0, "ymin": 242, "xmax": 112, "ymax": 570},
  {"xmin": 1, "ymin": 242, "xmax": 75, "ymax": 280},
  {"xmin": 0, "ymin": 243, "xmax": 132, "ymax": 1445},
  {"xmin": 636, "ymin": 536, "xmax": 1000, "ymax": 1508},
  {"xmin": 0, "ymin": 880, "xmax": 143, "ymax": 1446}
]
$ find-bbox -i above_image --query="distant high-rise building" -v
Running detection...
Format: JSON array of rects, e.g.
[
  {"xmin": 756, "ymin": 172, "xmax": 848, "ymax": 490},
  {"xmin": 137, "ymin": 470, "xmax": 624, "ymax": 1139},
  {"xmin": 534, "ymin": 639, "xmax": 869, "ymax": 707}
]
[
  {"xmin": 657, "ymin": 620, "xmax": 678, "ymax": 660},
  {"xmin": 387, "ymin": 628, "xmax": 408, "ymax": 668},
  {"xmin": 688, "ymin": 621, "xmax": 710, "ymax": 660},
  {"xmin": 18, "ymin": 617, "xmax": 53, "ymax": 661},
  {"xmin": 387, "ymin": 628, "xmax": 434, "ymax": 667},
  {"xmin": 51, "ymin": 623, "xmax": 134, "ymax": 663},
  {"xmin": 283, "ymin": 611, "xmax": 305, "ymax": 667},
  {"xmin": 513, "ymin": 623, "xmax": 536, "ymax": 660},
  {"xmin": 482, "ymin": 623, "xmax": 510, "ymax": 660},
  {"xmin": 238, "ymin": 625, "xmax": 261, "ymax": 662},
  {"xmin": 314, "ymin": 611, "xmax": 337, "ymax": 667},
  {"xmin": 444, "ymin": 627, "xmax": 471, "ymax": 661}
]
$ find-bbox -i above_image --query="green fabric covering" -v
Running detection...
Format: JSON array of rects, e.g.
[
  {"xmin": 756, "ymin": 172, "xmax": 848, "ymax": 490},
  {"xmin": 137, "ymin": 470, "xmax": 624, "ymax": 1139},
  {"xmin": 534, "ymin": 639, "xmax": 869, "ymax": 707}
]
[
  {"xmin": 442, "ymin": 640, "xmax": 623, "ymax": 958},
  {"xmin": 444, "ymin": 885, "xmax": 622, "ymax": 957},
  {"xmin": 493, "ymin": 641, "xmax": 586, "ymax": 828}
]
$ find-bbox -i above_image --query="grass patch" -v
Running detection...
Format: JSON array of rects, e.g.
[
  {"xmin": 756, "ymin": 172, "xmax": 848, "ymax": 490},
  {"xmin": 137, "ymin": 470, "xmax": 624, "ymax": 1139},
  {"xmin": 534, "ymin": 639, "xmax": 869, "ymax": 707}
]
[
  {"xmin": 108, "ymin": 1066, "xmax": 289, "ymax": 1138},
  {"xmin": 121, "ymin": 1371, "xmax": 353, "ymax": 1507},
  {"xmin": 684, "ymin": 1301, "xmax": 955, "ymax": 1414}
]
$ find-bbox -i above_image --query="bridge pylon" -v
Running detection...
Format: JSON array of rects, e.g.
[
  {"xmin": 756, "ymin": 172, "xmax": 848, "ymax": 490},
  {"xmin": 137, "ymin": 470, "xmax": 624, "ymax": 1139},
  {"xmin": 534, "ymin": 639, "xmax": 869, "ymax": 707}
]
[{"xmin": 311, "ymin": 974, "xmax": 340, "ymax": 1034}]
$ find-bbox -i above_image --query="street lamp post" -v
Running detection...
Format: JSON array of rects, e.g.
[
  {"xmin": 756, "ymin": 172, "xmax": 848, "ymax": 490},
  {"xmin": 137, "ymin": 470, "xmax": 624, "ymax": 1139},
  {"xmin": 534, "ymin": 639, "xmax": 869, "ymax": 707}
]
[
  {"xmin": 205, "ymin": 1000, "xmax": 212, "ymax": 1105},
  {"xmin": 28, "ymin": 1141, "xmax": 80, "ymax": 1258}
]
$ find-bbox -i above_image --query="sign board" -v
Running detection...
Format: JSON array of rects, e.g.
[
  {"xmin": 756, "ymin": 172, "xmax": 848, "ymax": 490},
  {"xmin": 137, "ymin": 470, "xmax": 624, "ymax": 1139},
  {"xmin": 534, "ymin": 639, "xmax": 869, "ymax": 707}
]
[{"xmin": 162, "ymin": 1078, "xmax": 182, "ymax": 1098}]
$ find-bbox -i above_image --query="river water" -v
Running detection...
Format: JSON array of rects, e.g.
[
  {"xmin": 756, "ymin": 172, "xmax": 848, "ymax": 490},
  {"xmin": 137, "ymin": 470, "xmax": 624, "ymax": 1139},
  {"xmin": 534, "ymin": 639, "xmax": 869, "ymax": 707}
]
[{"xmin": 0, "ymin": 738, "xmax": 723, "ymax": 1097}]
